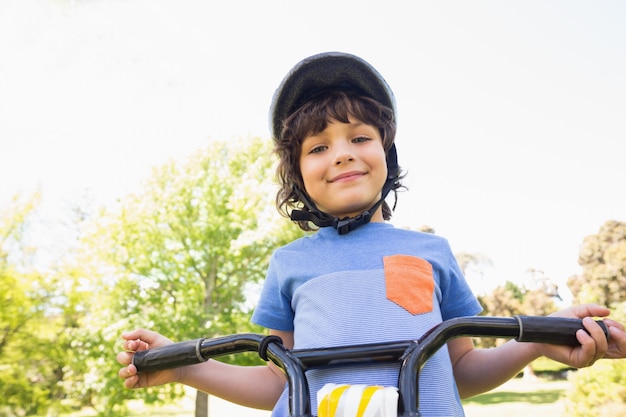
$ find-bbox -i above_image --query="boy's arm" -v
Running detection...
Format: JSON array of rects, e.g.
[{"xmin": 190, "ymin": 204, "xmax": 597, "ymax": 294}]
[
  {"xmin": 119, "ymin": 329, "xmax": 292, "ymax": 410},
  {"xmin": 179, "ymin": 329, "xmax": 293, "ymax": 410},
  {"xmin": 448, "ymin": 336, "xmax": 540, "ymax": 398},
  {"xmin": 450, "ymin": 304, "xmax": 626, "ymax": 399}
]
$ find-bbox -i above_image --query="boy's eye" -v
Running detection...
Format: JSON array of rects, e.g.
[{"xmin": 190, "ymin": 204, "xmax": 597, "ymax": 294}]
[
  {"xmin": 352, "ymin": 136, "xmax": 371, "ymax": 143},
  {"xmin": 309, "ymin": 145, "xmax": 327, "ymax": 154}
]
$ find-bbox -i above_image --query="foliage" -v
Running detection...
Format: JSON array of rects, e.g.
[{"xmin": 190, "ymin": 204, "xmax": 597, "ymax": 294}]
[
  {"xmin": 474, "ymin": 282, "xmax": 521, "ymax": 349},
  {"xmin": 477, "ymin": 281, "xmax": 523, "ymax": 317},
  {"xmin": 71, "ymin": 137, "xmax": 304, "ymax": 416},
  {"xmin": 0, "ymin": 138, "xmax": 304, "ymax": 417},
  {"xmin": 568, "ymin": 220, "xmax": 626, "ymax": 307},
  {"xmin": 475, "ymin": 280, "xmax": 558, "ymax": 352},
  {"xmin": 561, "ymin": 220, "xmax": 626, "ymax": 415},
  {"xmin": 0, "ymin": 193, "xmax": 84, "ymax": 416},
  {"xmin": 562, "ymin": 302, "xmax": 626, "ymax": 416},
  {"xmin": 455, "ymin": 252, "xmax": 492, "ymax": 278},
  {"xmin": 531, "ymin": 356, "xmax": 570, "ymax": 373}
]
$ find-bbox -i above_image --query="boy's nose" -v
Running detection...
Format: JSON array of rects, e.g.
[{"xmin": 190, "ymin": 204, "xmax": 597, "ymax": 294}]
[{"xmin": 333, "ymin": 143, "xmax": 355, "ymax": 165}]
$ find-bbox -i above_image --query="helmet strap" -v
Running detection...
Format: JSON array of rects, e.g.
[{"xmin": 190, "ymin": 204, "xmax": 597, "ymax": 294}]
[{"xmin": 289, "ymin": 178, "xmax": 396, "ymax": 235}]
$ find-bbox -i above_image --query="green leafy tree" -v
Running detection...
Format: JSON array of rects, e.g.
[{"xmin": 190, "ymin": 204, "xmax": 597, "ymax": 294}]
[
  {"xmin": 476, "ymin": 281, "xmax": 523, "ymax": 317},
  {"xmin": 476, "ymin": 277, "xmax": 558, "ymax": 380},
  {"xmin": 476, "ymin": 271, "xmax": 559, "ymax": 321},
  {"xmin": 562, "ymin": 220, "xmax": 626, "ymax": 415},
  {"xmin": 474, "ymin": 281, "xmax": 523, "ymax": 349},
  {"xmin": 568, "ymin": 220, "xmax": 626, "ymax": 306},
  {"xmin": 0, "ymin": 193, "xmax": 79, "ymax": 416},
  {"xmin": 76, "ymin": 137, "xmax": 303, "ymax": 416}
]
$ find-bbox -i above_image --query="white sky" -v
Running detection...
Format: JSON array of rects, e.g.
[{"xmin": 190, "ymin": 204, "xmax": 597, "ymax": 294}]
[{"xmin": 1, "ymin": 0, "xmax": 625, "ymax": 303}]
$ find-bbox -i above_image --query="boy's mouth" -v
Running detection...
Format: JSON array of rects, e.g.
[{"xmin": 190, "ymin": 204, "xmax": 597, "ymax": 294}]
[{"xmin": 329, "ymin": 171, "xmax": 365, "ymax": 182}]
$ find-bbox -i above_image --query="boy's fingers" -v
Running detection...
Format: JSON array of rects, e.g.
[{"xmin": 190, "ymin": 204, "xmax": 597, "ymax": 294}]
[
  {"xmin": 118, "ymin": 366, "xmax": 132, "ymax": 379},
  {"xmin": 574, "ymin": 332, "xmax": 597, "ymax": 367},
  {"xmin": 578, "ymin": 317, "xmax": 608, "ymax": 365},
  {"xmin": 121, "ymin": 337, "xmax": 150, "ymax": 352},
  {"xmin": 605, "ymin": 319, "xmax": 625, "ymax": 332},
  {"xmin": 606, "ymin": 325, "xmax": 626, "ymax": 358},
  {"xmin": 116, "ymin": 351, "xmax": 133, "ymax": 366},
  {"xmin": 124, "ymin": 374, "xmax": 140, "ymax": 389},
  {"xmin": 570, "ymin": 304, "xmax": 610, "ymax": 319}
]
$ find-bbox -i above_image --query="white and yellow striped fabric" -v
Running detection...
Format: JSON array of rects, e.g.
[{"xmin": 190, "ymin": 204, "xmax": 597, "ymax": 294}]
[{"xmin": 317, "ymin": 384, "xmax": 398, "ymax": 417}]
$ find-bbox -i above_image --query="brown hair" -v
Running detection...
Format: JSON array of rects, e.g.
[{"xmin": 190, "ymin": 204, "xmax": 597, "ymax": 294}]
[{"xmin": 274, "ymin": 90, "xmax": 403, "ymax": 231}]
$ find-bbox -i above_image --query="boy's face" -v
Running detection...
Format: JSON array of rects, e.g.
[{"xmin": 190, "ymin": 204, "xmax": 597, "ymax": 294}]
[{"xmin": 299, "ymin": 117, "xmax": 388, "ymax": 221}]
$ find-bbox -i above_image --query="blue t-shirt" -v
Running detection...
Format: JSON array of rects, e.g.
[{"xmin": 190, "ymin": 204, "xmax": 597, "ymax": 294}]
[{"xmin": 252, "ymin": 222, "xmax": 482, "ymax": 417}]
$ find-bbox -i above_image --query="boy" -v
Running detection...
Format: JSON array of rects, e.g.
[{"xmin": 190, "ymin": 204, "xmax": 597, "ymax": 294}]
[{"xmin": 117, "ymin": 52, "xmax": 626, "ymax": 416}]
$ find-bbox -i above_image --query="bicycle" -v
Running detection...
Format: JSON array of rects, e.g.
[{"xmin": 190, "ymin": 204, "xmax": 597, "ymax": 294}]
[{"xmin": 132, "ymin": 315, "xmax": 609, "ymax": 417}]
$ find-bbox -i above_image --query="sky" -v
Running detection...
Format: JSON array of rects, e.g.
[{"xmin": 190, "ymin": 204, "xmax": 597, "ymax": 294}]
[{"xmin": 1, "ymin": 0, "xmax": 625, "ymax": 303}]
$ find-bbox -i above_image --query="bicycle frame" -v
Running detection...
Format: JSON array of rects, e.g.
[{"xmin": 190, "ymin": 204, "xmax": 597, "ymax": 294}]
[{"xmin": 132, "ymin": 315, "xmax": 609, "ymax": 417}]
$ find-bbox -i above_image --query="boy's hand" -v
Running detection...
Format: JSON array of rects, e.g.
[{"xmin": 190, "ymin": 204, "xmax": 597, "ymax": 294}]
[
  {"xmin": 116, "ymin": 329, "xmax": 180, "ymax": 389},
  {"xmin": 539, "ymin": 304, "xmax": 626, "ymax": 367}
]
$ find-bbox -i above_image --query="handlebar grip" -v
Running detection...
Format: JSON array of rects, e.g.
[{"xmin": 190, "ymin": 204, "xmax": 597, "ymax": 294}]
[
  {"xmin": 132, "ymin": 338, "xmax": 207, "ymax": 373},
  {"xmin": 515, "ymin": 316, "xmax": 610, "ymax": 346}
]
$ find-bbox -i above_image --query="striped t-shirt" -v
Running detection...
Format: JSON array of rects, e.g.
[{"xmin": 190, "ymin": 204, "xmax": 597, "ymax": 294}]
[{"xmin": 252, "ymin": 222, "xmax": 482, "ymax": 417}]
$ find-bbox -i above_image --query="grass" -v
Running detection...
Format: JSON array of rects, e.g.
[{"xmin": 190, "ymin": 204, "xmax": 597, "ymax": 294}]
[
  {"xmin": 464, "ymin": 388, "xmax": 563, "ymax": 405},
  {"xmin": 138, "ymin": 377, "xmax": 572, "ymax": 417},
  {"xmin": 462, "ymin": 376, "xmax": 570, "ymax": 417},
  {"xmin": 61, "ymin": 375, "xmax": 570, "ymax": 417}
]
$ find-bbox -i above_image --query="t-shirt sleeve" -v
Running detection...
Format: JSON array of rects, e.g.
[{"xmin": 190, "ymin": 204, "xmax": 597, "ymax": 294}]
[{"xmin": 251, "ymin": 252, "xmax": 295, "ymax": 331}]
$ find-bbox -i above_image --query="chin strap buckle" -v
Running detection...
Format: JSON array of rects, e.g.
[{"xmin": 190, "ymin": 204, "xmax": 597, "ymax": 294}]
[{"xmin": 335, "ymin": 211, "xmax": 371, "ymax": 235}]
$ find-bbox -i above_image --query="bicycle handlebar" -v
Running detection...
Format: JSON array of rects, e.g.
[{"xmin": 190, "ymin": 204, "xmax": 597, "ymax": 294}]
[{"xmin": 131, "ymin": 316, "xmax": 609, "ymax": 417}]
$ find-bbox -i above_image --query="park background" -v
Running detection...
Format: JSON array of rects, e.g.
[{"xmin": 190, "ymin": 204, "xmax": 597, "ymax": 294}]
[{"xmin": 1, "ymin": 0, "xmax": 625, "ymax": 416}]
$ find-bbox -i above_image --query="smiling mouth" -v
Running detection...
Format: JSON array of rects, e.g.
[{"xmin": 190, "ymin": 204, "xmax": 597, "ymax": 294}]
[{"xmin": 330, "ymin": 171, "xmax": 365, "ymax": 182}]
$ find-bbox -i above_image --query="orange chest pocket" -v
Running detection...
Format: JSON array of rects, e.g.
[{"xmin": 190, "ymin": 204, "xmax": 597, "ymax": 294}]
[{"xmin": 383, "ymin": 255, "xmax": 434, "ymax": 315}]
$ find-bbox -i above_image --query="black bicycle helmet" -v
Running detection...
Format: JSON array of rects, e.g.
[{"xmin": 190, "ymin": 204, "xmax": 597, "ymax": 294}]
[{"xmin": 270, "ymin": 52, "xmax": 401, "ymax": 234}]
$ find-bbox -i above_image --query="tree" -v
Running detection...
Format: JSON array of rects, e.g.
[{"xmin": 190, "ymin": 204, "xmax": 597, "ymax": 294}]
[
  {"xmin": 520, "ymin": 269, "xmax": 560, "ymax": 316},
  {"xmin": 562, "ymin": 220, "xmax": 626, "ymax": 415},
  {"xmin": 455, "ymin": 252, "xmax": 492, "ymax": 278},
  {"xmin": 0, "ymin": 193, "xmax": 81, "ymax": 416},
  {"xmin": 568, "ymin": 220, "xmax": 626, "ymax": 306},
  {"xmin": 77, "ymin": 137, "xmax": 303, "ymax": 416},
  {"xmin": 478, "ymin": 281, "xmax": 523, "ymax": 315},
  {"xmin": 475, "ymin": 270, "xmax": 559, "ymax": 321},
  {"xmin": 455, "ymin": 251, "xmax": 493, "ymax": 296},
  {"xmin": 476, "ymin": 277, "xmax": 558, "ymax": 379}
]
